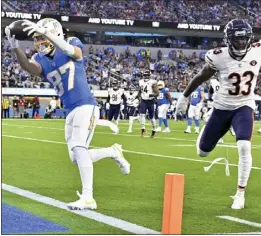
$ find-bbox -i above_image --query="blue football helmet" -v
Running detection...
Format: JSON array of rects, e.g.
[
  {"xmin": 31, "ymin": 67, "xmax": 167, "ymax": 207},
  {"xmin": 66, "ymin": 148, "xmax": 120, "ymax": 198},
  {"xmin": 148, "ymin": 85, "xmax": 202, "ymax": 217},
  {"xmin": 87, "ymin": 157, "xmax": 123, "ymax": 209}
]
[{"xmin": 224, "ymin": 19, "xmax": 254, "ymax": 59}]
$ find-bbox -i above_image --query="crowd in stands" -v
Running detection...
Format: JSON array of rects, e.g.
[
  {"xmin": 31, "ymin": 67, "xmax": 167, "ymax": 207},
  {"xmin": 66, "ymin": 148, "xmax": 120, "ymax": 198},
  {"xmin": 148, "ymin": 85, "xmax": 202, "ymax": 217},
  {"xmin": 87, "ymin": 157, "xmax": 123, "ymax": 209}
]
[
  {"xmin": 2, "ymin": 39, "xmax": 261, "ymax": 93},
  {"xmin": 2, "ymin": 0, "xmax": 261, "ymax": 27},
  {"xmin": 1, "ymin": 38, "xmax": 211, "ymax": 92}
]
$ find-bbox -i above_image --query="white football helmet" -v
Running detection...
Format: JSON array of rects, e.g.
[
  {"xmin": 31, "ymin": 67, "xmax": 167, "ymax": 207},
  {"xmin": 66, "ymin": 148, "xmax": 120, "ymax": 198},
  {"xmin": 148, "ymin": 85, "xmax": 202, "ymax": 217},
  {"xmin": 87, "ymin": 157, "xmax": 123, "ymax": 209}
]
[
  {"xmin": 157, "ymin": 80, "xmax": 165, "ymax": 89},
  {"xmin": 33, "ymin": 18, "xmax": 64, "ymax": 55}
]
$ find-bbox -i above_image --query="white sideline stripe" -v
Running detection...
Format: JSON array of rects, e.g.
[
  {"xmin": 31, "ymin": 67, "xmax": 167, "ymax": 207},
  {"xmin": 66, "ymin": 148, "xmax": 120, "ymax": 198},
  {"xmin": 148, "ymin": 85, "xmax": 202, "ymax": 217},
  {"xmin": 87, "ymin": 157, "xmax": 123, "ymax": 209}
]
[
  {"xmin": 168, "ymin": 144, "xmax": 261, "ymax": 149},
  {"xmin": 2, "ymin": 135, "xmax": 261, "ymax": 170},
  {"xmin": 217, "ymin": 216, "xmax": 261, "ymax": 228},
  {"xmin": 229, "ymin": 232, "xmax": 261, "ymax": 235},
  {"xmin": 2, "ymin": 183, "xmax": 160, "ymax": 235},
  {"xmin": 3, "ymin": 124, "xmax": 261, "ymax": 148}
]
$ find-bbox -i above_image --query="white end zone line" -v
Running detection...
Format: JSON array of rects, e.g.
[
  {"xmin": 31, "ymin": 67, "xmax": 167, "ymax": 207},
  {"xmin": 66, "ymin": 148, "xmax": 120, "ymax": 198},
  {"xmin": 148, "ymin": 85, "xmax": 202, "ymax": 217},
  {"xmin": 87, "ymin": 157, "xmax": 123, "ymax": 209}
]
[
  {"xmin": 3, "ymin": 124, "xmax": 261, "ymax": 148},
  {"xmin": 168, "ymin": 144, "xmax": 261, "ymax": 149},
  {"xmin": 217, "ymin": 216, "xmax": 261, "ymax": 229},
  {"xmin": 2, "ymin": 135, "xmax": 261, "ymax": 170},
  {"xmin": 2, "ymin": 183, "xmax": 160, "ymax": 235}
]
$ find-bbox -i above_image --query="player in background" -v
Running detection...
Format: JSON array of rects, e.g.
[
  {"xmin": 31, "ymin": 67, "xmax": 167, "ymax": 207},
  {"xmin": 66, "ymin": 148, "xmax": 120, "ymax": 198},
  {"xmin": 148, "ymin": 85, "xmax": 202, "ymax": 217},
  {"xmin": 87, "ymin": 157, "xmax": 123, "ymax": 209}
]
[
  {"xmin": 254, "ymin": 86, "xmax": 261, "ymax": 133},
  {"xmin": 5, "ymin": 18, "xmax": 130, "ymax": 210},
  {"xmin": 185, "ymin": 86, "xmax": 204, "ymax": 134},
  {"xmin": 156, "ymin": 80, "xmax": 172, "ymax": 132},
  {"xmin": 204, "ymin": 78, "xmax": 224, "ymax": 143},
  {"xmin": 172, "ymin": 99, "xmax": 177, "ymax": 120},
  {"xmin": 257, "ymin": 92, "xmax": 261, "ymax": 133},
  {"xmin": 125, "ymin": 85, "xmax": 139, "ymax": 133},
  {"xmin": 107, "ymin": 79, "xmax": 126, "ymax": 134},
  {"xmin": 138, "ymin": 70, "xmax": 159, "ymax": 138},
  {"xmin": 175, "ymin": 19, "xmax": 261, "ymax": 209}
]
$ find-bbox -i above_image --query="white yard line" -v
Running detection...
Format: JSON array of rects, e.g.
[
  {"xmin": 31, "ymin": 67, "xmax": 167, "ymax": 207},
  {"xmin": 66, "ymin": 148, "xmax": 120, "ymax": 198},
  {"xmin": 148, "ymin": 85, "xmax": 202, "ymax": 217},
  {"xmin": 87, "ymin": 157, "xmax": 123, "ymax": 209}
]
[
  {"xmin": 168, "ymin": 144, "xmax": 261, "ymax": 149},
  {"xmin": 2, "ymin": 183, "xmax": 160, "ymax": 235},
  {"xmin": 2, "ymin": 134, "xmax": 261, "ymax": 170},
  {"xmin": 3, "ymin": 124, "xmax": 261, "ymax": 147},
  {"xmin": 228, "ymin": 232, "xmax": 261, "ymax": 235},
  {"xmin": 217, "ymin": 216, "xmax": 261, "ymax": 228}
]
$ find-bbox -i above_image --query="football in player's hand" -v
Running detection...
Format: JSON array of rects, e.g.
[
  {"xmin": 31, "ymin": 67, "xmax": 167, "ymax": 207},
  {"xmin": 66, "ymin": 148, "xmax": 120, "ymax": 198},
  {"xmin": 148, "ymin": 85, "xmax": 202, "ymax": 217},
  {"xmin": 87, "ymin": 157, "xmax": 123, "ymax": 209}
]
[{"xmin": 8, "ymin": 20, "xmax": 29, "ymax": 40}]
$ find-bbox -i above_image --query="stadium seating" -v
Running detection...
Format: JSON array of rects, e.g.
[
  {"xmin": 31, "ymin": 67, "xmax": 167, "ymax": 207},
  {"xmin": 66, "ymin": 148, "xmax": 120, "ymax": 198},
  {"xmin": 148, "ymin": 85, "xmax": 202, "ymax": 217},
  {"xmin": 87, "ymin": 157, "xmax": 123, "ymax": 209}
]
[{"xmin": 2, "ymin": 0, "xmax": 260, "ymax": 27}]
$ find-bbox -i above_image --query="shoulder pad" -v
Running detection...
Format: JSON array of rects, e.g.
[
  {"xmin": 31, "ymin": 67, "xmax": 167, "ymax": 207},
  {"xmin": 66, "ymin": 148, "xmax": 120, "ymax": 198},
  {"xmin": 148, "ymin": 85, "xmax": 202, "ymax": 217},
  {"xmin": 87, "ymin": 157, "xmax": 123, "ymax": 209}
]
[{"xmin": 205, "ymin": 48, "xmax": 224, "ymax": 71}]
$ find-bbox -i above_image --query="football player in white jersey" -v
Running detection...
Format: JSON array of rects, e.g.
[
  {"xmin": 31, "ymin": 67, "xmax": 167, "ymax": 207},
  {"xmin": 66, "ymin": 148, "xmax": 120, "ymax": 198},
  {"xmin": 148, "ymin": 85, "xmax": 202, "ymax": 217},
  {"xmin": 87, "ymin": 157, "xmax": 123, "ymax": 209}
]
[
  {"xmin": 204, "ymin": 78, "xmax": 224, "ymax": 143},
  {"xmin": 107, "ymin": 79, "xmax": 126, "ymax": 133},
  {"xmin": 138, "ymin": 70, "xmax": 159, "ymax": 138},
  {"xmin": 125, "ymin": 85, "xmax": 139, "ymax": 133},
  {"xmin": 176, "ymin": 19, "xmax": 261, "ymax": 209}
]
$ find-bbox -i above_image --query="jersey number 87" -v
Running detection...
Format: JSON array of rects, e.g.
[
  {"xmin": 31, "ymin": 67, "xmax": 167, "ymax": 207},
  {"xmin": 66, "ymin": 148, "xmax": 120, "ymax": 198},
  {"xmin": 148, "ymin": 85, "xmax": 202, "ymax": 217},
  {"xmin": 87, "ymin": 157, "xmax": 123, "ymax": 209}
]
[{"xmin": 46, "ymin": 60, "xmax": 75, "ymax": 96}]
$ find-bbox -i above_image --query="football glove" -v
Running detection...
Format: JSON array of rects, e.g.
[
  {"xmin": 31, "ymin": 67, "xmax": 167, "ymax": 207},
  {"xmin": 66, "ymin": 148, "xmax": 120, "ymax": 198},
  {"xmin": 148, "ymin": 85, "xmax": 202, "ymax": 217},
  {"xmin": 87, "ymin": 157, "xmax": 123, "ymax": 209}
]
[
  {"xmin": 22, "ymin": 20, "xmax": 47, "ymax": 36},
  {"xmin": 175, "ymin": 95, "xmax": 188, "ymax": 115},
  {"xmin": 5, "ymin": 26, "xmax": 19, "ymax": 49},
  {"xmin": 196, "ymin": 102, "xmax": 203, "ymax": 110}
]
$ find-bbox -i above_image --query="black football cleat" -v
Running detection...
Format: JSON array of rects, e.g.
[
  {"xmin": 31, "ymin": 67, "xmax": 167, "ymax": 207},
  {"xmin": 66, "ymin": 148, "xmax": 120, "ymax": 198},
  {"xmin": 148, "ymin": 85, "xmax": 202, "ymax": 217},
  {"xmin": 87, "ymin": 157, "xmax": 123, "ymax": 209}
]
[
  {"xmin": 150, "ymin": 130, "xmax": 156, "ymax": 138},
  {"xmin": 141, "ymin": 128, "xmax": 146, "ymax": 137}
]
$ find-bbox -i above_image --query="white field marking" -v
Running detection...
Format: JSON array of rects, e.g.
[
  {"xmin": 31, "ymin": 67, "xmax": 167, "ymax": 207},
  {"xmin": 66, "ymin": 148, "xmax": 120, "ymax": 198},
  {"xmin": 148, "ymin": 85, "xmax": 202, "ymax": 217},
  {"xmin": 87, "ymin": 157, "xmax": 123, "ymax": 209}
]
[
  {"xmin": 4, "ymin": 119, "xmax": 261, "ymax": 124},
  {"xmin": 217, "ymin": 216, "xmax": 261, "ymax": 228},
  {"xmin": 3, "ymin": 124, "xmax": 261, "ymax": 148},
  {"xmin": 2, "ymin": 183, "xmax": 160, "ymax": 235},
  {"xmin": 2, "ymin": 135, "xmax": 261, "ymax": 171},
  {"xmin": 116, "ymin": 125, "xmax": 261, "ymax": 138},
  {"xmin": 4, "ymin": 121, "xmax": 261, "ymax": 137},
  {"xmin": 167, "ymin": 144, "xmax": 261, "ymax": 149},
  {"xmin": 227, "ymin": 232, "xmax": 261, "ymax": 235}
]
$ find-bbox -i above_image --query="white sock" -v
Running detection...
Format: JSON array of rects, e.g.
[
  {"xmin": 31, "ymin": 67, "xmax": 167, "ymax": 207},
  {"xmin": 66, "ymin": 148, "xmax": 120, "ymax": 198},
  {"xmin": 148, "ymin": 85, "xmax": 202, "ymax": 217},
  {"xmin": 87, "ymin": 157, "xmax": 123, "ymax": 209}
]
[
  {"xmin": 151, "ymin": 118, "xmax": 156, "ymax": 131},
  {"xmin": 237, "ymin": 140, "xmax": 252, "ymax": 188},
  {"xmin": 129, "ymin": 116, "xmax": 134, "ymax": 130},
  {"xmin": 236, "ymin": 188, "xmax": 245, "ymax": 197},
  {"xmin": 196, "ymin": 125, "xmax": 210, "ymax": 157},
  {"xmin": 87, "ymin": 147, "xmax": 117, "ymax": 163},
  {"xmin": 73, "ymin": 147, "xmax": 94, "ymax": 200},
  {"xmin": 97, "ymin": 119, "xmax": 112, "ymax": 128},
  {"xmin": 115, "ymin": 119, "xmax": 119, "ymax": 126},
  {"xmin": 140, "ymin": 114, "xmax": 146, "ymax": 129}
]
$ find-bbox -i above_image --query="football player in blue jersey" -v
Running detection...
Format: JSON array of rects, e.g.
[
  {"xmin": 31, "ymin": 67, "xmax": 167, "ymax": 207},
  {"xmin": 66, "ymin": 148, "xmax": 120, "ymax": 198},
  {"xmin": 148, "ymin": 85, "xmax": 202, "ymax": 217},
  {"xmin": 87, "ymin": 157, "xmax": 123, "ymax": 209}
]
[
  {"xmin": 156, "ymin": 81, "xmax": 173, "ymax": 133},
  {"xmin": 5, "ymin": 18, "xmax": 130, "ymax": 210},
  {"xmin": 185, "ymin": 86, "xmax": 205, "ymax": 134}
]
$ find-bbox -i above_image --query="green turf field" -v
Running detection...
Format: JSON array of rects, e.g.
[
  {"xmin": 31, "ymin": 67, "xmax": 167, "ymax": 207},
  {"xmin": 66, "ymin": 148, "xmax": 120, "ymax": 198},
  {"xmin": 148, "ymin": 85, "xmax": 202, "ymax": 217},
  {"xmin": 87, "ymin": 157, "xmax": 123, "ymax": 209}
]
[{"xmin": 2, "ymin": 119, "xmax": 261, "ymax": 234}]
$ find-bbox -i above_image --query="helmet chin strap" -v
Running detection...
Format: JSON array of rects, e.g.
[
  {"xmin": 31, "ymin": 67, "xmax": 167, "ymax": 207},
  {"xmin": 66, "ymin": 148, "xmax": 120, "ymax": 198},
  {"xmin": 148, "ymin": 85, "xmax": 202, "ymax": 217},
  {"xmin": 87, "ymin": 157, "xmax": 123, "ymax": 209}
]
[{"xmin": 46, "ymin": 47, "xmax": 56, "ymax": 58}]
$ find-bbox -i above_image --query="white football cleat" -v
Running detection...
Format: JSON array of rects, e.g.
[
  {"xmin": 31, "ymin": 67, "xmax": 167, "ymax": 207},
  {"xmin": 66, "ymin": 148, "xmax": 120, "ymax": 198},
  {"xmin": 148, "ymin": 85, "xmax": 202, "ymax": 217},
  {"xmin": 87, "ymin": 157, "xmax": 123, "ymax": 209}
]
[
  {"xmin": 109, "ymin": 122, "xmax": 119, "ymax": 134},
  {"xmin": 231, "ymin": 194, "xmax": 245, "ymax": 209},
  {"xmin": 184, "ymin": 129, "xmax": 191, "ymax": 134},
  {"xmin": 162, "ymin": 128, "xmax": 170, "ymax": 133},
  {"xmin": 113, "ymin": 129, "xmax": 119, "ymax": 135},
  {"xmin": 195, "ymin": 128, "xmax": 200, "ymax": 134},
  {"xmin": 218, "ymin": 138, "xmax": 224, "ymax": 144},
  {"xmin": 112, "ymin": 144, "xmax": 130, "ymax": 175},
  {"xmin": 67, "ymin": 191, "xmax": 97, "ymax": 210},
  {"xmin": 258, "ymin": 128, "xmax": 261, "ymax": 133},
  {"xmin": 230, "ymin": 127, "xmax": 236, "ymax": 136},
  {"xmin": 127, "ymin": 129, "xmax": 132, "ymax": 133},
  {"xmin": 156, "ymin": 127, "xmax": 162, "ymax": 132}
]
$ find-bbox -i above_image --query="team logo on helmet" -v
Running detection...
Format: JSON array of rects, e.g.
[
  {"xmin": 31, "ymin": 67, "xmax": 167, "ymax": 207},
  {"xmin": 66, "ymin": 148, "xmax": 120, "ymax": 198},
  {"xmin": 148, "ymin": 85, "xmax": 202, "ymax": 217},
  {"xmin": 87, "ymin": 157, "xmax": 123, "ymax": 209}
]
[
  {"xmin": 224, "ymin": 19, "xmax": 254, "ymax": 59},
  {"xmin": 33, "ymin": 18, "xmax": 64, "ymax": 55},
  {"xmin": 250, "ymin": 60, "xmax": 257, "ymax": 66}
]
